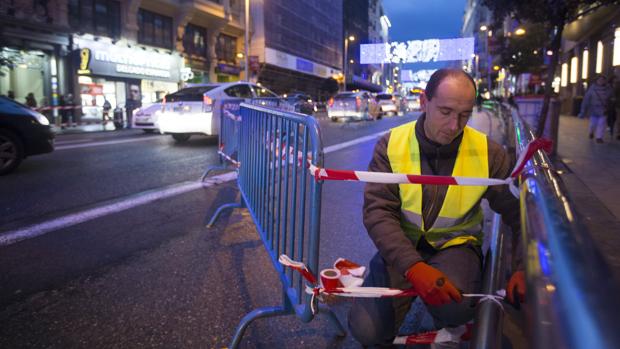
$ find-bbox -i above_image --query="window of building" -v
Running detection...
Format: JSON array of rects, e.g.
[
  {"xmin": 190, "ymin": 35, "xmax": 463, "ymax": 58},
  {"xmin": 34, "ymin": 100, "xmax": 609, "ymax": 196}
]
[
  {"xmin": 183, "ymin": 24, "xmax": 207, "ymax": 57},
  {"xmin": 138, "ymin": 9, "xmax": 173, "ymax": 49},
  {"xmin": 216, "ymin": 34, "xmax": 237, "ymax": 63},
  {"xmin": 68, "ymin": 0, "xmax": 121, "ymax": 38}
]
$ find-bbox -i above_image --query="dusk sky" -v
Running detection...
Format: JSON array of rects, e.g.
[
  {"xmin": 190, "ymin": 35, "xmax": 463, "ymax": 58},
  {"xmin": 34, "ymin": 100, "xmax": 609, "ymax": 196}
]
[{"xmin": 382, "ymin": 0, "xmax": 467, "ymax": 71}]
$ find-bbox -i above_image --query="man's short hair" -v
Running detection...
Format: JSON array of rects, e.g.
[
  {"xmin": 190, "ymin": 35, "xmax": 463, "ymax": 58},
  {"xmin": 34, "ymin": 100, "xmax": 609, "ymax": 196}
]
[{"xmin": 425, "ymin": 68, "xmax": 477, "ymax": 101}]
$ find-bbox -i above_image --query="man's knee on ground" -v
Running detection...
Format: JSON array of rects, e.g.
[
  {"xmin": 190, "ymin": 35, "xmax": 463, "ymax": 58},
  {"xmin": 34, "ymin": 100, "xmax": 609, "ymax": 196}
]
[
  {"xmin": 427, "ymin": 297, "xmax": 477, "ymax": 328},
  {"xmin": 348, "ymin": 302, "xmax": 393, "ymax": 346}
]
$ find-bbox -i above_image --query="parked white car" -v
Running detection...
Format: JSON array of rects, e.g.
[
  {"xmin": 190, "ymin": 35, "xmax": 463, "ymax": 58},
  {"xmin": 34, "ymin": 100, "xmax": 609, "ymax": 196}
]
[
  {"xmin": 132, "ymin": 101, "xmax": 163, "ymax": 133},
  {"xmin": 375, "ymin": 93, "xmax": 399, "ymax": 116},
  {"xmin": 327, "ymin": 91, "xmax": 379, "ymax": 122},
  {"xmin": 157, "ymin": 82, "xmax": 279, "ymax": 142}
]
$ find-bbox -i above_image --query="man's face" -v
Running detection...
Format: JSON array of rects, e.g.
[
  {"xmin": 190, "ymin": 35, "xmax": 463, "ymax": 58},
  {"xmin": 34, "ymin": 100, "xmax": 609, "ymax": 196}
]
[{"xmin": 420, "ymin": 76, "xmax": 475, "ymax": 145}]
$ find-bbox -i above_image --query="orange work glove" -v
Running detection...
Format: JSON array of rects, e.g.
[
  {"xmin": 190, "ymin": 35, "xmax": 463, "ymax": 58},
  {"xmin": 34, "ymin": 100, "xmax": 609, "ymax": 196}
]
[
  {"xmin": 507, "ymin": 270, "xmax": 526, "ymax": 304},
  {"xmin": 405, "ymin": 262, "xmax": 462, "ymax": 306}
]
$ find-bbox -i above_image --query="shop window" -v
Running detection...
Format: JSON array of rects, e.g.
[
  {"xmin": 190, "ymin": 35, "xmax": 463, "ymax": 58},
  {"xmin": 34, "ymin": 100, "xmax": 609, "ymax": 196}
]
[
  {"xmin": 183, "ymin": 24, "xmax": 207, "ymax": 57},
  {"xmin": 216, "ymin": 34, "xmax": 237, "ymax": 64},
  {"xmin": 68, "ymin": 0, "xmax": 121, "ymax": 38},
  {"xmin": 138, "ymin": 9, "xmax": 173, "ymax": 49}
]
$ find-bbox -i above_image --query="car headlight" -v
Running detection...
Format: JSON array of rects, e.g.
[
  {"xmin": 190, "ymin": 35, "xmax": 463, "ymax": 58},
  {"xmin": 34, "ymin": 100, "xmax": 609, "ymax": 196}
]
[{"xmin": 30, "ymin": 111, "xmax": 50, "ymax": 125}]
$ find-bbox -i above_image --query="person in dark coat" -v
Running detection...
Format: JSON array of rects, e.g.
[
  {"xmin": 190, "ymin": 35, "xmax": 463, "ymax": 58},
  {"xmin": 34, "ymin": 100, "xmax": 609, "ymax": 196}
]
[
  {"xmin": 579, "ymin": 74, "xmax": 612, "ymax": 143},
  {"xmin": 25, "ymin": 93, "xmax": 37, "ymax": 108}
]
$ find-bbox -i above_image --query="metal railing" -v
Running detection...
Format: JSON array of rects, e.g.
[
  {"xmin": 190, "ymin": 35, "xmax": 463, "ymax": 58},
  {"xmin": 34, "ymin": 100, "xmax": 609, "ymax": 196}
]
[{"xmin": 487, "ymin": 102, "xmax": 620, "ymax": 348}]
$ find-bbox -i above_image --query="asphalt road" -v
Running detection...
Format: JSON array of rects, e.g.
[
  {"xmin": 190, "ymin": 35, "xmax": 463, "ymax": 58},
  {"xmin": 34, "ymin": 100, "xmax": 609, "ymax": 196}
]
[{"xmin": 0, "ymin": 112, "xmax": 427, "ymax": 348}]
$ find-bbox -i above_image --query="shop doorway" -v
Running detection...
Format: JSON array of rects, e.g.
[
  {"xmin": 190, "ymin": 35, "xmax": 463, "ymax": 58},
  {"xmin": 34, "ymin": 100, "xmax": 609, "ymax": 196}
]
[{"xmin": 0, "ymin": 47, "xmax": 47, "ymax": 107}]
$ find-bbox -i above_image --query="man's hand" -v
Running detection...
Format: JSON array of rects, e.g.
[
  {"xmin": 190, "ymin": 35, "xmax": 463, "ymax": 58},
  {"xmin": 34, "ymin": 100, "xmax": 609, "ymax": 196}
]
[
  {"xmin": 405, "ymin": 262, "xmax": 462, "ymax": 306},
  {"xmin": 507, "ymin": 270, "xmax": 525, "ymax": 304}
]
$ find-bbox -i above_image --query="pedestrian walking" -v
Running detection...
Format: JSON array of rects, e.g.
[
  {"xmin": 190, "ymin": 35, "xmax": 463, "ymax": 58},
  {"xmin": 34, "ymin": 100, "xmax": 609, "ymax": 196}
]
[
  {"xmin": 348, "ymin": 69, "xmax": 524, "ymax": 348},
  {"xmin": 25, "ymin": 92, "xmax": 37, "ymax": 109},
  {"xmin": 579, "ymin": 74, "xmax": 612, "ymax": 143},
  {"xmin": 102, "ymin": 98, "xmax": 112, "ymax": 125}
]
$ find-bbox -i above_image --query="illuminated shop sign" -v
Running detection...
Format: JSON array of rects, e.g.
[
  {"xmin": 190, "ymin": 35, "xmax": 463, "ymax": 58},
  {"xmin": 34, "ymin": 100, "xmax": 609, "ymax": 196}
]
[
  {"xmin": 360, "ymin": 37, "xmax": 474, "ymax": 64},
  {"xmin": 74, "ymin": 37, "xmax": 181, "ymax": 81},
  {"xmin": 265, "ymin": 47, "xmax": 340, "ymax": 79}
]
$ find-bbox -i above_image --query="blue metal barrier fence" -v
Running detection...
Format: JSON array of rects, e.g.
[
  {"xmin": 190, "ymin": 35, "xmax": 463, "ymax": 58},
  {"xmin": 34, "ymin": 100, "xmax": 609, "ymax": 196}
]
[
  {"xmin": 230, "ymin": 103, "xmax": 345, "ymax": 348},
  {"xmin": 202, "ymin": 97, "xmax": 295, "ymax": 227}
]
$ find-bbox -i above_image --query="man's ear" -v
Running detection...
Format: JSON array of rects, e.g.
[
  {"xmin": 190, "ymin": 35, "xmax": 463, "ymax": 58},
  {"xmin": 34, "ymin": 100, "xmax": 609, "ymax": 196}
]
[{"xmin": 420, "ymin": 92, "xmax": 428, "ymax": 113}]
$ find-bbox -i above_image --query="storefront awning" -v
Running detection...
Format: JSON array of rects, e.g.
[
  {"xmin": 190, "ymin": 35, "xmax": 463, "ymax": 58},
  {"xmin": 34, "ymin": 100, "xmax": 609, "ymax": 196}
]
[{"xmin": 563, "ymin": 5, "xmax": 620, "ymax": 42}]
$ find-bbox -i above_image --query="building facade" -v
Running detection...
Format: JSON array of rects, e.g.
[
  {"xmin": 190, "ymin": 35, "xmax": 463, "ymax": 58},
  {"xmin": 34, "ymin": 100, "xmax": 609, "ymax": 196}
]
[
  {"xmin": 463, "ymin": 0, "xmax": 620, "ymax": 110},
  {"xmin": 461, "ymin": 0, "xmax": 496, "ymax": 95},
  {"xmin": 249, "ymin": 0, "xmax": 343, "ymax": 99},
  {"xmin": 0, "ymin": 0, "xmax": 72, "ymax": 122},
  {"xmin": 557, "ymin": 4, "xmax": 620, "ymax": 115},
  {"xmin": 343, "ymin": 0, "xmax": 387, "ymax": 93},
  {"xmin": 1, "ymin": 0, "xmax": 246, "ymax": 127}
]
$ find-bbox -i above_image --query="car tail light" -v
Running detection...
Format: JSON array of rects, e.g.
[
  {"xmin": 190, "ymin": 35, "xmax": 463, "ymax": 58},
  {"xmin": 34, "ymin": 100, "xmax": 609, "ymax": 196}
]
[
  {"xmin": 356, "ymin": 96, "xmax": 361, "ymax": 110},
  {"xmin": 203, "ymin": 95, "xmax": 213, "ymax": 112},
  {"xmin": 328, "ymin": 97, "xmax": 334, "ymax": 107}
]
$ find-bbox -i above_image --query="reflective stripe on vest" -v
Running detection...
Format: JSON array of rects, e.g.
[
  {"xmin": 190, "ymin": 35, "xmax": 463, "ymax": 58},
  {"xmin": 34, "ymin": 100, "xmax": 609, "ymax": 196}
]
[{"xmin": 387, "ymin": 121, "xmax": 489, "ymax": 249}]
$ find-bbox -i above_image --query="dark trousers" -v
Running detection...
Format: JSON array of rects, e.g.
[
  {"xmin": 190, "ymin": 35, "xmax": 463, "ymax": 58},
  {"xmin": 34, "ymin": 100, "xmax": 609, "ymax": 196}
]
[{"xmin": 348, "ymin": 243, "xmax": 482, "ymax": 347}]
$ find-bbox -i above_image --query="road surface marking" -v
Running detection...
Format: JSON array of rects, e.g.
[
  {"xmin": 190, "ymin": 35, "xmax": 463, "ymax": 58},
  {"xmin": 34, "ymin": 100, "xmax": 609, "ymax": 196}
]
[
  {"xmin": 0, "ymin": 130, "xmax": 388, "ymax": 246},
  {"xmin": 54, "ymin": 138, "xmax": 95, "ymax": 145},
  {"xmin": 0, "ymin": 173, "xmax": 236, "ymax": 246},
  {"xmin": 55, "ymin": 136, "xmax": 161, "ymax": 150}
]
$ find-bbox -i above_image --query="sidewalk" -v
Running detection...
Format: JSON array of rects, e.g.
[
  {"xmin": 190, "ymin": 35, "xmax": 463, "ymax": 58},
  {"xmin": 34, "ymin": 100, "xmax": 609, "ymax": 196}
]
[
  {"xmin": 555, "ymin": 114, "xmax": 620, "ymax": 282},
  {"xmin": 51, "ymin": 123, "xmax": 118, "ymax": 135}
]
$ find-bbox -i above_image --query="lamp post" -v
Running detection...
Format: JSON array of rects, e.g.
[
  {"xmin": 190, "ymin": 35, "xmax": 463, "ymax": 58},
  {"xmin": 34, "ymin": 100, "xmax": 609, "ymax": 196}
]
[
  {"xmin": 343, "ymin": 35, "xmax": 355, "ymax": 91},
  {"xmin": 244, "ymin": 0, "xmax": 249, "ymax": 82}
]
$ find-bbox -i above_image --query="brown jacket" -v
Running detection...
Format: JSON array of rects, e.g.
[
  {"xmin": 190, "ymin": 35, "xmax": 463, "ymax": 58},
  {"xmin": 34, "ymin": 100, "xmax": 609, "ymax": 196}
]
[{"xmin": 363, "ymin": 115, "xmax": 521, "ymax": 275}]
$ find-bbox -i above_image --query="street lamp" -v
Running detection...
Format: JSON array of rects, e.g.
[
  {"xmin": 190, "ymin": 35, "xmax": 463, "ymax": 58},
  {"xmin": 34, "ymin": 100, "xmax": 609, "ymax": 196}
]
[
  {"xmin": 479, "ymin": 25, "xmax": 488, "ymax": 31},
  {"xmin": 244, "ymin": 0, "xmax": 250, "ymax": 81},
  {"xmin": 343, "ymin": 35, "xmax": 355, "ymax": 91}
]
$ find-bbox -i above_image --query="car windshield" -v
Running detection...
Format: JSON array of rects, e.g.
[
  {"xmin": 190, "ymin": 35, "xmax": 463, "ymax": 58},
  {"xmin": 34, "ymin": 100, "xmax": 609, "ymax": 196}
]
[
  {"xmin": 334, "ymin": 93, "xmax": 357, "ymax": 99},
  {"xmin": 376, "ymin": 94, "xmax": 392, "ymax": 100},
  {"xmin": 165, "ymin": 86, "xmax": 217, "ymax": 102}
]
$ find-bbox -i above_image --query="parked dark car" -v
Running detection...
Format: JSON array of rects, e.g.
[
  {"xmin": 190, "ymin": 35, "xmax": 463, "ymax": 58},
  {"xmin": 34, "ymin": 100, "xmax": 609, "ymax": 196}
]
[
  {"xmin": 283, "ymin": 93, "xmax": 317, "ymax": 115},
  {"xmin": 0, "ymin": 96, "xmax": 54, "ymax": 175}
]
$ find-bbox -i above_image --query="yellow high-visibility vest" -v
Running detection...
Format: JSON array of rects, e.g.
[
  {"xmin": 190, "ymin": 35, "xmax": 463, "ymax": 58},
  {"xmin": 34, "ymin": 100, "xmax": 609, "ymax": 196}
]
[{"xmin": 387, "ymin": 121, "xmax": 488, "ymax": 249}]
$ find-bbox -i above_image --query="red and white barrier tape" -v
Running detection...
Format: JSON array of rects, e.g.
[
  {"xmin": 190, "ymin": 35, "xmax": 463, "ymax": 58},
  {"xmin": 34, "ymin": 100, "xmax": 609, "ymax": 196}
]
[
  {"xmin": 223, "ymin": 109, "xmax": 242, "ymax": 122},
  {"xmin": 279, "ymin": 255, "xmax": 505, "ymax": 308},
  {"xmin": 307, "ymin": 138, "xmax": 552, "ymax": 192},
  {"xmin": 33, "ymin": 105, "xmax": 85, "ymax": 112},
  {"xmin": 217, "ymin": 144, "xmax": 240, "ymax": 167},
  {"xmin": 217, "ymin": 150, "xmax": 240, "ymax": 167},
  {"xmin": 393, "ymin": 324, "xmax": 473, "ymax": 345},
  {"xmin": 279, "ymin": 255, "xmax": 504, "ymax": 345}
]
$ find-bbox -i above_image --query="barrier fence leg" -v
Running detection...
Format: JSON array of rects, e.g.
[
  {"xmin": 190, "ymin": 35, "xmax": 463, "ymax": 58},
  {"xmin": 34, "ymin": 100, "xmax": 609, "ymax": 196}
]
[
  {"xmin": 230, "ymin": 284, "xmax": 297, "ymax": 348},
  {"xmin": 318, "ymin": 304, "xmax": 347, "ymax": 337},
  {"xmin": 201, "ymin": 164, "xmax": 229, "ymax": 182},
  {"xmin": 205, "ymin": 202, "xmax": 242, "ymax": 228},
  {"xmin": 229, "ymin": 306, "xmax": 289, "ymax": 349}
]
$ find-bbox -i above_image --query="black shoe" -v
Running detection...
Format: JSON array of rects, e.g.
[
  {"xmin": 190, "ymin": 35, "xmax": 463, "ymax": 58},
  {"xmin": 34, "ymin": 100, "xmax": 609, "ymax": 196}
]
[
  {"xmin": 596, "ymin": 138, "xmax": 604, "ymax": 143},
  {"xmin": 589, "ymin": 133, "xmax": 594, "ymax": 139}
]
